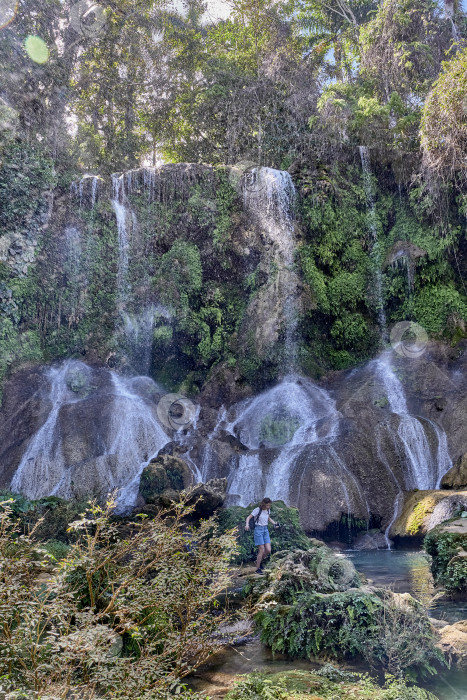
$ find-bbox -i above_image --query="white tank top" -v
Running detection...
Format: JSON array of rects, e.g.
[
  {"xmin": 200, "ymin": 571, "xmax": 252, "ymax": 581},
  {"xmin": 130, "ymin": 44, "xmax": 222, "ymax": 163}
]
[{"xmin": 251, "ymin": 507, "xmax": 270, "ymax": 526}]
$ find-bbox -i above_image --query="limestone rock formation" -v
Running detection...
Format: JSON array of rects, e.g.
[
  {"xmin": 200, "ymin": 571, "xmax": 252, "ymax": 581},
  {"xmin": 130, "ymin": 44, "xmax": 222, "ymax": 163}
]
[
  {"xmin": 442, "ymin": 453, "xmax": 467, "ymax": 489},
  {"xmin": 392, "ymin": 490, "xmax": 467, "ymax": 537},
  {"xmin": 139, "ymin": 454, "xmax": 193, "ymax": 504},
  {"xmin": 188, "ymin": 477, "xmax": 227, "ymax": 517},
  {"xmin": 438, "ymin": 620, "xmax": 467, "ymax": 670}
]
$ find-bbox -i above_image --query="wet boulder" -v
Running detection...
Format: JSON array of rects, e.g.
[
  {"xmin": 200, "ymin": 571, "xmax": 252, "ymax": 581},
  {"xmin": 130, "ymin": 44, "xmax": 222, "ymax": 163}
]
[
  {"xmin": 188, "ymin": 477, "xmax": 227, "ymax": 517},
  {"xmin": 353, "ymin": 530, "xmax": 391, "ymax": 550},
  {"xmin": 139, "ymin": 454, "xmax": 193, "ymax": 504}
]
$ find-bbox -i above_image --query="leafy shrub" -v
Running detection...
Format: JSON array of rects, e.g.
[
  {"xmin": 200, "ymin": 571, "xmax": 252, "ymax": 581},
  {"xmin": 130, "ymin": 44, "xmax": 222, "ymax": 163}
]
[
  {"xmin": 0, "ymin": 490, "xmax": 87, "ymax": 542},
  {"xmin": 225, "ymin": 669, "xmax": 438, "ymax": 700},
  {"xmin": 216, "ymin": 501, "xmax": 311, "ymax": 565},
  {"xmin": 0, "ymin": 494, "xmax": 239, "ymax": 698},
  {"xmin": 424, "ymin": 522, "xmax": 467, "ymax": 592},
  {"xmin": 421, "ymin": 46, "xmax": 467, "ymax": 177},
  {"xmin": 43, "ymin": 539, "xmax": 71, "ymax": 561},
  {"xmin": 255, "ymin": 589, "xmax": 444, "ymax": 678}
]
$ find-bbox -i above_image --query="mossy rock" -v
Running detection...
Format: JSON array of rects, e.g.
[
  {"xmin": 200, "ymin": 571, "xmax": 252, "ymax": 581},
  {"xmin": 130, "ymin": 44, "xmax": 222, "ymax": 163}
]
[
  {"xmin": 255, "ymin": 586, "xmax": 444, "ymax": 678},
  {"xmin": 392, "ymin": 490, "xmax": 467, "ymax": 537},
  {"xmin": 225, "ymin": 669, "xmax": 438, "ymax": 700},
  {"xmin": 246, "ymin": 546, "xmax": 361, "ymax": 602},
  {"xmin": 216, "ymin": 501, "xmax": 312, "ymax": 565},
  {"xmin": 424, "ymin": 517, "xmax": 467, "ymax": 593},
  {"xmin": 139, "ymin": 454, "xmax": 192, "ymax": 504}
]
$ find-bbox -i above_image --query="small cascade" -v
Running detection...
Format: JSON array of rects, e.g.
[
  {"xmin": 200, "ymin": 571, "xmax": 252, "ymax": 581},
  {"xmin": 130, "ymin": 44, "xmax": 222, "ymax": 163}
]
[
  {"xmin": 11, "ymin": 361, "xmax": 92, "ymax": 499},
  {"xmin": 384, "ymin": 492, "xmax": 403, "ymax": 549},
  {"xmin": 107, "ymin": 373, "xmax": 169, "ymax": 513},
  {"xmin": 359, "ymin": 146, "xmax": 388, "ymax": 343},
  {"xmin": 242, "ymin": 167, "xmax": 299, "ymax": 370},
  {"xmin": 373, "ymin": 352, "xmax": 451, "ymax": 489},
  {"xmin": 71, "ymin": 175, "xmax": 99, "ymax": 211},
  {"xmin": 220, "ymin": 375, "xmax": 363, "ymax": 511},
  {"xmin": 111, "ymin": 174, "xmax": 131, "ymax": 302},
  {"xmin": 427, "ymin": 418, "xmax": 453, "ymax": 488},
  {"xmin": 121, "ymin": 305, "xmax": 171, "ymax": 375},
  {"xmin": 375, "ymin": 424, "xmax": 404, "ymax": 548},
  {"xmin": 10, "ymin": 362, "xmax": 171, "ymax": 508}
]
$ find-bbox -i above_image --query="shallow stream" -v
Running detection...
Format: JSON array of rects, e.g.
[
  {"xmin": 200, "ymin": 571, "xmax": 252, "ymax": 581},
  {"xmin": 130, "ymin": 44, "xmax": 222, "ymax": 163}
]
[{"xmin": 192, "ymin": 550, "xmax": 467, "ymax": 699}]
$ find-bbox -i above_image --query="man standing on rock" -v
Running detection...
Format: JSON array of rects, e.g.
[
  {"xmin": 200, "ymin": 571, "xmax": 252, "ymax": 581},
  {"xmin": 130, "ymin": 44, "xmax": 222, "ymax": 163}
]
[{"xmin": 245, "ymin": 497, "xmax": 278, "ymax": 574}]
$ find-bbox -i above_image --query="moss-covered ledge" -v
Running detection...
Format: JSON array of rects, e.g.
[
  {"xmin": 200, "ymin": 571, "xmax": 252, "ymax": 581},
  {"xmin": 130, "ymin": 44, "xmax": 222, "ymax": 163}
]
[{"xmin": 424, "ymin": 516, "xmax": 467, "ymax": 595}]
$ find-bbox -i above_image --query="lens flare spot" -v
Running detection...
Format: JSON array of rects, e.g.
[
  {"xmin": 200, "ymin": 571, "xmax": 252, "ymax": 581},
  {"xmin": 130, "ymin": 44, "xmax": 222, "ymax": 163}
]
[
  {"xmin": 0, "ymin": 0, "xmax": 18, "ymax": 30},
  {"xmin": 24, "ymin": 35, "xmax": 49, "ymax": 64}
]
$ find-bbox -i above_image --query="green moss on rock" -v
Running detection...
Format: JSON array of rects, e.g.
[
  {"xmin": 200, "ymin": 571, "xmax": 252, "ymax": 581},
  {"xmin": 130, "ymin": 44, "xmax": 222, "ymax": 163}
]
[
  {"xmin": 424, "ymin": 517, "xmax": 467, "ymax": 593},
  {"xmin": 217, "ymin": 501, "xmax": 311, "ymax": 565},
  {"xmin": 225, "ymin": 669, "xmax": 438, "ymax": 700}
]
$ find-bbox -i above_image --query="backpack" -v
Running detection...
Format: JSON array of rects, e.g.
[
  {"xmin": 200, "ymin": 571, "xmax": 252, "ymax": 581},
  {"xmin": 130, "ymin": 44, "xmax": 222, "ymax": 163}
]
[{"xmin": 252, "ymin": 507, "xmax": 269, "ymax": 529}]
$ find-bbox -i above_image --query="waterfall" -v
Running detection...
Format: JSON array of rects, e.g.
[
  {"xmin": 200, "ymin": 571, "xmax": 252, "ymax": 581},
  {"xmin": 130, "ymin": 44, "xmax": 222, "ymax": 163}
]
[
  {"xmin": 359, "ymin": 147, "xmax": 388, "ymax": 343},
  {"xmin": 223, "ymin": 376, "xmax": 350, "ymax": 507},
  {"xmin": 384, "ymin": 492, "xmax": 402, "ymax": 549},
  {"xmin": 121, "ymin": 305, "xmax": 171, "ymax": 376},
  {"xmin": 10, "ymin": 362, "xmax": 170, "ymax": 508},
  {"xmin": 11, "ymin": 361, "xmax": 92, "ymax": 499},
  {"xmin": 373, "ymin": 352, "xmax": 451, "ymax": 489},
  {"xmin": 242, "ymin": 167, "xmax": 298, "ymax": 370},
  {"xmin": 107, "ymin": 373, "xmax": 169, "ymax": 513},
  {"xmin": 111, "ymin": 174, "xmax": 130, "ymax": 302},
  {"xmin": 71, "ymin": 175, "xmax": 99, "ymax": 211}
]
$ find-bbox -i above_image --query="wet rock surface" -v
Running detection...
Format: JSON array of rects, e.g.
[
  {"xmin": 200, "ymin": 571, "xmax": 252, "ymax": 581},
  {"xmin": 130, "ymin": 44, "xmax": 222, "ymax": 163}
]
[{"xmin": 4, "ymin": 341, "xmax": 467, "ymax": 534}]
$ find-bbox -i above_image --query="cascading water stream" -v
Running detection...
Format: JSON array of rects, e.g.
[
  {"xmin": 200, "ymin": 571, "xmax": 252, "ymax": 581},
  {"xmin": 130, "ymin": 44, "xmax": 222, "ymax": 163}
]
[
  {"xmin": 108, "ymin": 373, "xmax": 169, "ymax": 513},
  {"xmin": 213, "ymin": 167, "xmax": 367, "ymax": 518},
  {"xmin": 373, "ymin": 352, "xmax": 452, "ymax": 490},
  {"xmin": 221, "ymin": 376, "xmax": 368, "ymax": 518},
  {"xmin": 111, "ymin": 173, "xmax": 130, "ymax": 302},
  {"xmin": 359, "ymin": 146, "xmax": 388, "ymax": 343},
  {"xmin": 10, "ymin": 361, "xmax": 171, "ymax": 509},
  {"xmin": 10, "ymin": 361, "xmax": 84, "ymax": 499},
  {"xmin": 243, "ymin": 167, "xmax": 298, "ymax": 370}
]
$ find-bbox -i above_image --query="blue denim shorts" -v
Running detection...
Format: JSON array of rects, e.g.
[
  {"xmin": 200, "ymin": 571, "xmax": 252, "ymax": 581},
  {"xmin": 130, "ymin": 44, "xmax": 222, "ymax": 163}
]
[{"xmin": 254, "ymin": 525, "xmax": 271, "ymax": 546}]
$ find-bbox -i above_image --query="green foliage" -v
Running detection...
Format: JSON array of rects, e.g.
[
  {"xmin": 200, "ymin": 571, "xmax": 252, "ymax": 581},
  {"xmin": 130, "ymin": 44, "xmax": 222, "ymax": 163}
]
[
  {"xmin": 0, "ymin": 495, "xmax": 239, "ymax": 698},
  {"xmin": 0, "ymin": 490, "xmax": 88, "ymax": 542},
  {"xmin": 424, "ymin": 522, "xmax": 467, "ymax": 592},
  {"xmin": 155, "ymin": 240, "xmax": 203, "ymax": 312},
  {"xmin": 411, "ymin": 285, "xmax": 467, "ymax": 336},
  {"xmin": 421, "ymin": 45, "xmax": 467, "ymax": 177},
  {"xmin": 225, "ymin": 669, "xmax": 438, "ymax": 700},
  {"xmin": 43, "ymin": 538, "xmax": 71, "ymax": 561},
  {"xmin": 213, "ymin": 168, "xmax": 240, "ymax": 248},
  {"xmin": 256, "ymin": 588, "xmax": 444, "ymax": 678},
  {"xmin": 0, "ymin": 139, "xmax": 56, "ymax": 232},
  {"xmin": 216, "ymin": 501, "xmax": 311, "ymax": 565}
]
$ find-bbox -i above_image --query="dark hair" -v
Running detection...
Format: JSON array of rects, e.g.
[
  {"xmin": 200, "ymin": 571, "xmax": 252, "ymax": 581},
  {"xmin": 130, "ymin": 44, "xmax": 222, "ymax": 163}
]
[{"xmin": 260, "ymin": 498, "xmax": 272, "ymax": 510}]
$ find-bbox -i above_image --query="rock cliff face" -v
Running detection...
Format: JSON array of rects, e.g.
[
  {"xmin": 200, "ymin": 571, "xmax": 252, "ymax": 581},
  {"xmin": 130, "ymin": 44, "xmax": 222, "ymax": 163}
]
[
  {"xmin": 2, "ymin": 164, "xmax": 467, "ymax": 534},
  {"xmin": 2, "ymin": 339, "xmax": 467, "ymax": 532}
]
